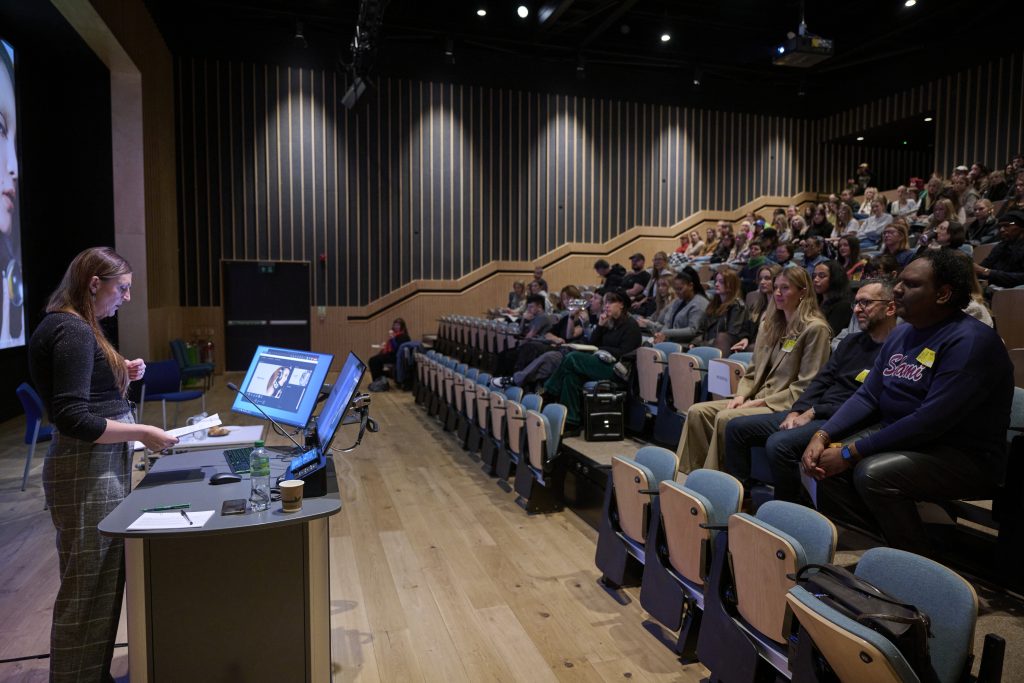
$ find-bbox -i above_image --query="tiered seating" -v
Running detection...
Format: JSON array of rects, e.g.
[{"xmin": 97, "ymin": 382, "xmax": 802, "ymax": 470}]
[{"xmin": 595, "ymin": 446, "xmax": 679, "ymax": 587}]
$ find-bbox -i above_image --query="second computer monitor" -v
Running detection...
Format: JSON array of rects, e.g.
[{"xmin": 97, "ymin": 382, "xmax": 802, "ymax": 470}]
[{"xmin": 314, "ymin": 352, "xmax": 367, "ymax": 452}]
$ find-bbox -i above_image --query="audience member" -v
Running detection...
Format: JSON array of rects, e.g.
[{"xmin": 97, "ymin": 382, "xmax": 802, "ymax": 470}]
[
  {"xmin": 857, "ymin": 187, "xmax": 879, "ymax": 216},
  {"xmin": 834, "ymin": 203, "xmax": 859, "ymax": 237},
  {"xmin": 773, "ymin": 243, "xmax": 795, "ymax": 268},
  {"xmin": 635, "ymin": 274, "xmax": 675, "ymax": 328},
  {"xmin": 806, "ymin": 205, "xmax": 833, "ymax": 240},
  {"xmin": 801, "ymin": 249, "xmax": 1013, "ymax": 555},
  {"xmin": 542, "ymin": 290, "xmax": 642, "ymax": 432},
  {"xmin": 507, "ymin": 280, "xmax": 526, "ymax": 310},
  {"xmin": 915, "ymin": 176, "xmax": 943, "ymax": 219},
  {"xmin": 676, "ymin": 267, "xmax": 830, "ymax": 472},
  {"xmin": 801, "ymin": 236, "xmax": 828, "ymax": 275},
  {"xmin": 634, "ymin": 251, "xmax": 672, "ymax": 313},
  {"xmin": 812, "ymin": 260, "xmax": 853, "ymax": 336},
  {"xmin": 856, "ymin": 198, "xmax": 894, "ymax": 248},
  {"xmin": 738, "ymin": 241, "xmax": 768, "ymax": 293},
  {"xmin": 879, "ymin": 220, "xmax": 916, "ymax": 269},
  {"xmin": 953, "ymin": 174, "xmax": 980, "ymax": 219},
  {"xmin": 594, "ymin": 258, "xmax": 626, "ymax": 292},
  {"xmin": 889, "ymin": 185, "xmax": 918, "ymax": 220},
  {"xmin": 495, "ymin": 294, "xmax": 554, "ymax": 376},
  {"xmin": 837, "ymin": 235, "xmax": 867, "ymax": 281},
  {"xmin": 996, "ymin": 173, "xmax": 1024, "ymax": 218},
  {"xmin": 975, "ymin": 209, "xmax": 1024, "ymax": 288},
  {"xmin": 368, "ymin": 318, "xmax": 412, "ymax": 391},
  {"xmin": 687, "ymin": 268, "xmax": 747, "ymax": 351},
  {"xmin": 982, "ymin": 170, "xmax": 1008, "ymax": 201},
  {"xmin": 966, "ymin": 199, "xmax": 999, "ymax": 245},
  {"xmin": 724, "ymin": 277, "xmax": 897, "ymax": 492},
  {"xmin": 622, "ymin": 253, "xmax": 653, "ymax": 302},
  {"xmin": 649, "ymin": 269, "xmax": 709, "ymax": 343},
  {"xmin": 733, "ymin": 263, "xmax": 783, "ymax": 352},
  {"xmin": 862, "ymin": 252, "xmax": 902, "ymax": 280}
]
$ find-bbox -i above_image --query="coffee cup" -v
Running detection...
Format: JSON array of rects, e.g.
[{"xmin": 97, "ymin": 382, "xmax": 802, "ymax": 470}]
[{"xmin": 280, "ymin": 479, "xmax": 305, "ymax": 512}]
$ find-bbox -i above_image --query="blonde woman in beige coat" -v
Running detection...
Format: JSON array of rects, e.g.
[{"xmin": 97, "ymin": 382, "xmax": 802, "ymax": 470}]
[{"xmin": 677, "ymin": 267, "xmax": 832, "ymax": 472}]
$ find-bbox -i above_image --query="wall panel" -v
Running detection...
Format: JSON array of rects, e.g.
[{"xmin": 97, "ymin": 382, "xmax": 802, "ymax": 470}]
[{"xmin": 177, "ymin": 60, "xmax": 815, "ymax": 307}]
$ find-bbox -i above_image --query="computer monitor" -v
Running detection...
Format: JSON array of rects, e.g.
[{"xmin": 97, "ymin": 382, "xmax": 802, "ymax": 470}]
[
  {"xmin": 313, "ymin": 352, "xmax": 367, "ymax": 453},
  {"xmin": 231, "ymin": 346, "xmax": 333, "ymax": 429}
]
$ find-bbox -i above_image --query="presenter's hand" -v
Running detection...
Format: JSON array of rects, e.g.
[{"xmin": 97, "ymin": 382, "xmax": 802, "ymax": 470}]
[
  {"xmin": 139, "ymin": 425, "xmax": 179, "ymax": 452},
  {"xmin": 126, "ymin": 358, "xmax": 146, "ymax": 382}
]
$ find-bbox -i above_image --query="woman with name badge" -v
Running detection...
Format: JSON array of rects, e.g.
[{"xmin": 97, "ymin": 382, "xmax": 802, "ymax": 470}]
[
  {"xmin": 676, "ymin": 267, "xmax": 831, "ymax": 472},
  {"xmin": 28, "ymin": 247, "xmax": 178, "ymax": 682}
]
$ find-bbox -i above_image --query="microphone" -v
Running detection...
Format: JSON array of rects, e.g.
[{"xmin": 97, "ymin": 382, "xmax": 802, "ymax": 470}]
[{"xmin": 227, "ymin": 382, "xmax": 306, "ymax": 453}]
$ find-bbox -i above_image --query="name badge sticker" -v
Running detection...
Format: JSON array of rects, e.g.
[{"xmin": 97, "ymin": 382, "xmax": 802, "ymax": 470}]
[
  {"xmin": 781, "ymin": 339, "xmax": 797, "ymax": 353},
  {"xmin": 855, "ymin": 369, "xmax": 870, "ymax": 383},
  {"xmin": 916, "ymin": 348, "xmax": 936, "ymax": 368}
]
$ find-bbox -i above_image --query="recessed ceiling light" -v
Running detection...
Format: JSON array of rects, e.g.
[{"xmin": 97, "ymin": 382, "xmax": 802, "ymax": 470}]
[
  {"xmin": 856, "ymin": 136, "xmax": 865, "ymax": 141},
  {"xmin": 476, "ymin": 8, "xmax": 487, "ymax": 17},
  {"xmin": 517, "ymin": 5, "xmax": 529, "ymax": 18},
  {"xmin": 661, "ymin": 33, "xmax": 671, "ymax": 42},
  {"xmin": 904, "ymin": 0, "xmax": 916, "ymax": 7},
  {"xmin": 924, "ymin": 116, "xmax": 933, "ymax": 122},
  {"xmin": 902, "ymin": 140, "xmax": 908, "ymax": 145}
]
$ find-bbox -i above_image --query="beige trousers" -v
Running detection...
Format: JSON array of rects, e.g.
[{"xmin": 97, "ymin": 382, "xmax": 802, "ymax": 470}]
[{"xmin": 676, "ymin": 399, "xmax": 773, "ymax": 473}]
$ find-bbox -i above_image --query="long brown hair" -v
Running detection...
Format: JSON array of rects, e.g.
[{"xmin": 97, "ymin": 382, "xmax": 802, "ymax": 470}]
[
  {"xmin": 46, "ymin": 247, "xmax": 132, "ymax": 393},
  {"xmin": 706, "ymin": 268, "xmax": 742, "ymax": 317}
]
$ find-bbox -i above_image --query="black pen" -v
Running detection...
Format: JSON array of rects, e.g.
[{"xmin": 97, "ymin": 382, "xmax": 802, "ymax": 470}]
[{"xmin": 180, "ymin": 509, "xmax": 194, "ymax": 526}]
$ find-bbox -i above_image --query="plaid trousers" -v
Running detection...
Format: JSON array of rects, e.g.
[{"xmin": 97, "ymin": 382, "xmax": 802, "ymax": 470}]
[{"xmin": 43, "ymin": 414, "xmax": 132, "ymax": 683}]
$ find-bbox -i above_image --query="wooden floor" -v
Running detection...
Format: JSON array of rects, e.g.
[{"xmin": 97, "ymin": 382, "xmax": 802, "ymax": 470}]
[{"xmin": 0, "ymin": 376, "xmax": 706, "ymax": 682}]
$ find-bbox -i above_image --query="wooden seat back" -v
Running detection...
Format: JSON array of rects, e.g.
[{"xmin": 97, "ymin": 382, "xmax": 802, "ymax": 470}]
[
  {"xmin": 611, "ymin": 456, "xmax": 653, "ymax": 543},
  {"xmin": 668, "ymin": 353, "xmax": 701, "ymax": 414},
  {"xmin": 659, "ymin": 481, "xmax": 711, "ymax": 586},
  {"xmin": 636, "ymin": 346, "xmax": 664, "ymax": 404}
]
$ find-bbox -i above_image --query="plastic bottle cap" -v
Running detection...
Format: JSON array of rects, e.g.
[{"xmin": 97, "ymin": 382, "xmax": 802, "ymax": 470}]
[{"xmin": 255, "ymin": 440, "xmax": 265, "ymax": 447}]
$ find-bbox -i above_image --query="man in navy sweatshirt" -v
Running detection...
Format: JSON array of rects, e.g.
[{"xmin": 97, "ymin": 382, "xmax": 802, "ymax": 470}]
[
  {"xmin": 722, "ymin": 277, "xmax": 898, "ymax": 496},
  {"xmin": 802, "ymin": 249, "xmax": 1013, "ymax": 554}
]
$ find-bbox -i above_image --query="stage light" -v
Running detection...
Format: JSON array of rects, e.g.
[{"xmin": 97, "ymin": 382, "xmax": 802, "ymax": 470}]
[
  {"xmin": 856, "ymin": 136, "xmax": 864, "ymax": 141},
  {"xmin": 661, "ymin": 33, "xmax": 671, "ymax": 42},
  {"xmin": 517, "ymin": 5, "xmax": 529, "ymax": 19},
  {"xmin": 477, "ymin": 8, "xmax": 487, "ymax": 17},
  {"xmin": 924, "ymin": 116, "xmax": 933, "ymax": 122},
  {"xmin": 904, "ymin": 0, "xmax": 917, "ymax": 7}
]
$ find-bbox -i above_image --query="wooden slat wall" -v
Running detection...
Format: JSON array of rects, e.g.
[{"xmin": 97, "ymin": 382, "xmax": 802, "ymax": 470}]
[
  {"xmin": 820, "ymin": 144, "xmax": 931, "ymax": 196},
  {"xmin": 816, "ymin": 49, "xmax": 1024, "ymax": 181},
  {"xmin": 175, "ymin": 59, "xmax": 815, "ymax": 307}
]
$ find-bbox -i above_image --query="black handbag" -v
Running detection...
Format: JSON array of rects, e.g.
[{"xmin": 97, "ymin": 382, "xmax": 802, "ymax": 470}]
[{"xmin": 790, "ymin": 563, "xmax": 939, "ymax": 683}]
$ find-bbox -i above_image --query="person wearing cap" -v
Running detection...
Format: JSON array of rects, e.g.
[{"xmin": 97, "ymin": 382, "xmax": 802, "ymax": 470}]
[
  {"xmin": 974, "ymin": 210, "xmax": 1024, "ymax": 289},
  {"xmin": 622, "ymin": 253, "xmax": 652, "ymax": 302},
  {"xmin": 542, "ymin": 289, "xmax": 642, "ymax": 432},
  {"xmin": 854, "ymin": 163, "xmax": 872, "ymax": 195},
  {"xmin": 650, "ymin": 268, "xmax": 709, "ymax": 344}
]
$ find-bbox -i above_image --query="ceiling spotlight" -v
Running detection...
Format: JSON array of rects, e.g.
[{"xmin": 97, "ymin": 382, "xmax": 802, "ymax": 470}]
[
  {"xmin": 904, "ymin": 0, "xmax": 916, "ymax": 6},
  {"xmin": 660, "ymin": 33, "xmax": 672, "ymax": 42},
  {"xmin": 294, "ymin": 20, "xmax": 307, "ymax": 48},
  {"xmin": 777, "ymin": 45, "xmax": 786, "ymax": 54},
  {"xmin": 856, "ymin": 136, "xmax": 865, "ymax": 141},
  {"xmin": 692, "ymin": 67, "xmax": 702, "ymax": 86},
  {"xmin": 476, "ymin": 8, "xmax": 487, "ymax": 17},
  {"xmin": 517, "ymin": 5, "xmax": 529, "ymax": 19},
  {"xmin": 902, "ymin": 140, "xmax": 908, "ymax": 145},
  {"xmin": 924, "ymin": 116, "xmax": 933, "ymax": 122}
]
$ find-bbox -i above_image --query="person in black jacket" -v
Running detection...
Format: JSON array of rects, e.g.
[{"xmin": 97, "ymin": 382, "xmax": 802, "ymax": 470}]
[
  {"xmin": 542, "ymin": 290, "xmax": 642, "ymax": 430},
  {"xmin": 811, "ymin": 260, "xmax": 853, "ymax": 337},
  {"xmin": 722, "ymin": 277, "xmax": 897, "ymax": 493},
  {"xmin": 594, "ymin": 258, "xmax": 626, "ymax": 293},
  {"xmin": 974, "ymin": 209, "xmax": 1024, "ymax": 289}
]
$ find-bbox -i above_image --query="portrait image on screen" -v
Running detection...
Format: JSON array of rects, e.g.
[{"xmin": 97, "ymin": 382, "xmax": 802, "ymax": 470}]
[
  {"xmin": 0, "ymin": 39, "xmax": 24, "ymax": 349},
  {"xmin": 314, "ymin": 352, "xmax": 366, "ymax": 452},
  {"xmin": 231, "ymin": 346, "xmax": 333, "ymax": 428}
]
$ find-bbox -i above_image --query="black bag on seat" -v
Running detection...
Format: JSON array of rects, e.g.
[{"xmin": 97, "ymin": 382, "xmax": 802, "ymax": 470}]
[
  {"xmin": 790, "ymin": 563, "xmax": 939, "ymax": 683},
  {"xmin": 584, "ymin": 381, "xmax": 625, "ymax": 442}
]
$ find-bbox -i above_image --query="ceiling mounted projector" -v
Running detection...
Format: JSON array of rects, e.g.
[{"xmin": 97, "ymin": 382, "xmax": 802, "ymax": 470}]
[{"xmin": 773, "ymin": 3, "xmax": 833, "ymax": 68}]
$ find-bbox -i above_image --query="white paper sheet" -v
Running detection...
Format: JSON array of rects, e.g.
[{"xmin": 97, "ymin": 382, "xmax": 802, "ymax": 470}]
[
  {"xmin": 127, "ymin": 510, "xmax": 215, "ymax": 531},
  {"xmin": 707, "ymin": 360, "xmax": 735, "ymax": 397},
  {"xmin": 133, "ymin": 413, "xmax": 223, "ymax": 452},
  {"xmin": 800, "ymin": 469, "xmax": 819, "ymax": 508}
]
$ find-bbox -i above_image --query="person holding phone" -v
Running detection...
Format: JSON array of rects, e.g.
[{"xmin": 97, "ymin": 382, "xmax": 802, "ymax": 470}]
[{"xmin": 29, "ymin": 247, "xmax": 178, "ymax": 682}]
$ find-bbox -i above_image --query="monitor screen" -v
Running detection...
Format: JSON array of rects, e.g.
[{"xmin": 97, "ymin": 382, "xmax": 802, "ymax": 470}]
[
  {"xmin": 0, "ymin": 39, "xmax": 25, "ymax": 349},
  {"xmin": 231, "ymin": 346, "xmax": 333, "ymax": 428},
  {"xmin": 314, "ymin": 352, "xmax": 366, "ymax": 452}
]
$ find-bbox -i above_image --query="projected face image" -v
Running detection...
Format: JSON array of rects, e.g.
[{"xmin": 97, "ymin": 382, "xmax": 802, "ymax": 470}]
[{"xmin": 0, "ymin": 54, "xmax": 16, "ymax": 237}]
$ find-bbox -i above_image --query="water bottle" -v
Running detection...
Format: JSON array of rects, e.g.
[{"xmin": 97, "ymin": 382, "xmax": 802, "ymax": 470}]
[{"xmin": 249, "ymin": 440, "xmax": 271, "ymax": 512}]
